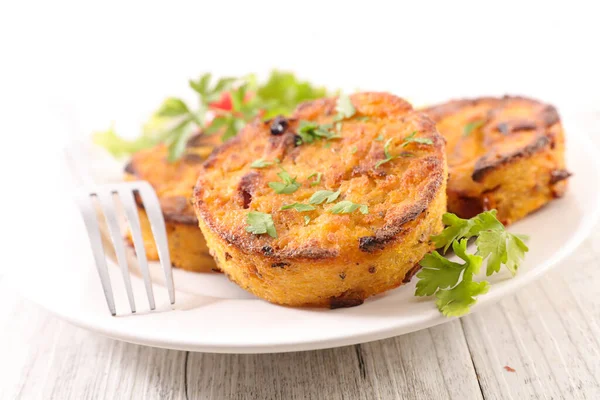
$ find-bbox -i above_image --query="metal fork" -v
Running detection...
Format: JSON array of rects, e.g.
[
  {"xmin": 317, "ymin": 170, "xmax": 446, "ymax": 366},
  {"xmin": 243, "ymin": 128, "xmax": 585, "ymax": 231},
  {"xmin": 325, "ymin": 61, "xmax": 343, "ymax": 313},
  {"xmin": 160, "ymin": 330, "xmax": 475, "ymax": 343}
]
[{"xmin": 65, "ymin": 144, "xmax": 175, "ymax": 315}]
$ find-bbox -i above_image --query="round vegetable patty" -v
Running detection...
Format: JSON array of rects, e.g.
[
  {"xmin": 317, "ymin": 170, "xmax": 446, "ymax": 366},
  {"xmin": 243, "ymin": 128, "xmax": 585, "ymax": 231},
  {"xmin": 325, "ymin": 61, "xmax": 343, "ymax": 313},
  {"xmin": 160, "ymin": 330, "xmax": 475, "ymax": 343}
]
[
  {"xmin": 193, "ymin": 92, "xmax": 447, "ymax": 307},
  {"xmin": 422, "ymin": 96, "xmax": 569, "ymax": 225}
]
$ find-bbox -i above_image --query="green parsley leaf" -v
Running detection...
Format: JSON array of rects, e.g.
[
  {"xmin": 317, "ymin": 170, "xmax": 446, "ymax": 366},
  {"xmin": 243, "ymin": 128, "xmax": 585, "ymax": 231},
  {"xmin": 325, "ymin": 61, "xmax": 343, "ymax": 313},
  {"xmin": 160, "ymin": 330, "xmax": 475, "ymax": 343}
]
[
  {"xmin": 432, "ymin": 210, "xmax": 504, "ymax": 253},
  {"xmin": 93, "ymin": 125, "xmax": 156, "ymax": 158},
  {"xmin": 416, "ymin": 210, "xmax": 529, "ymax": 317},
  {"xmin": 416, "ymin": 239, "xmax": 486, "ymax": 317},
  {"xmin": 375, "ymin": 138, "xmax": 397, "ymax": 168},
  {"xmin": 280, "ymin": 203, "xmax": 316, "ymax": 212},
  {"xmin": 505, "ymin": 233, "xmax": 529, "ymax": 275},
  {"xmin": 304, "ymin": 216, "xmax": 311, "ymax": 225},
  {"xmin": 415, "ymin": 251, "xmax": 464, "ymax": 297},
  {"xmin": 335, "ymin": 94, "xmax": 356, "ymax": 119},
  {"xmin": 476, "ymin": 230, "xmax": 506, "ymax": 275},
  {"xmin": 245, "ymin": 211, "xmax": 277, "ymax": 238},
  {"xmin": 476, "ymin": 230, "xmax": 529, "ymax": 276},
  {"xmin": 250, "ymin": 159, "xmax": 274, "ymax": 169},
  {"xmin": 296, "ymin": 120, "xmax": 340, "ymax": 145},
  {"xmin": 375, "ymin": 134, "xmax": 385, "ymax": 141},
  {"xmin": 156, "ymin": 97, "xmax": 191, "ymax": 117},
  {"xmin": 351, "ymin": 146, "xmax": 358, "ymax": 154},
  {"xmin": 166, "ymin": 120, "xmax": 196, "ymax": 162},
  {"xmin": 416, "ymin": 239, "xmax": 483, "ymax": 297},
  {"xmin": 329, "ymin": 200, "xmax": 369, "ymax": 215},
  {"xmin": 309, "ymin": 190, "xmax": 341, "ymax": 205},
  {"xmin": 189, "ymin": 73, "xmax": 213, "ymax": 95},
  {"xmin": 268, "ymin": 170, "xmax": 301, "ymax": 194},
  {"xmin": 463, "ymin": 120, "xmax": 486, "ymax": 137},
  {"xmin": 401, "ymin": 131, "xmax": 434, "ymax": 147},
  {"xmin": 256, "ymin": 70, "xmax": 328, "ymax": 119},
  {"xmin": 435, "ymin": 277, "xmax": 489, "ymax": 317},
  {"xmin": 355, "ymin": 116, "xmax": 370, "ymax": 121},
  {"xmin": 308, "ymin": 172, "xmax": 322, "ymax": 186}
]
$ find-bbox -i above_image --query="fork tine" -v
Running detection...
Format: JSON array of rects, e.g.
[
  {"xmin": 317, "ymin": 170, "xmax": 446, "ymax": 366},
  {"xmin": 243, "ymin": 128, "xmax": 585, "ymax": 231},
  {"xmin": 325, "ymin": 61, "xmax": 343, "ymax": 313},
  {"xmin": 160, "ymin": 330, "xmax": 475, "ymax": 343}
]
[
  {"xmin": 118, "ymin": 188, "xmax": 156, "ymax": 310},
  {"xmin": 76, "ymin": 193, "xmax": 117, "ymax": 316},
  {"xmin": 96, "ymin": 191, "xmax": 136, "ymax": 313},
  {"xmin": 136, "ymin": 182, "xmax": 176, "ymax": 305}
]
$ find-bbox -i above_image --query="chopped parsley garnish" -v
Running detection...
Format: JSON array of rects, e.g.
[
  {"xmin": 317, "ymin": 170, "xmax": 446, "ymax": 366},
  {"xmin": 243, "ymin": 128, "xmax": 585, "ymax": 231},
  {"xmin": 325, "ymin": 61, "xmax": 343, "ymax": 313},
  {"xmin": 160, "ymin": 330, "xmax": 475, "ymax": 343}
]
[
  {"xmin": 250, "ymin": 158, "xmax": 274, "ymax": 169},
  {"xmin": 351, "ymin": 146, "xmax": 358, "ymax": 154},
  {"xmin": 245, "ymin": 211, "xmax": 277, "ymax": 238},
  {"xmin": 329, "ymin": 200, "xmax": 369, "ymax": 215},
  {"xmin": 268, "ymin": 170, "xmax": 300, "ymax": 194},
  {"xmin": 375, "ymin": 134, "xmax": 385, "ymax": 141},
  {"xmin": 308, "ymin": 172, "xmax": 322, "ymax": 186},
  {"xmin": 463, "ymin": 120, "xmax": 486, "ymax": 137},
  {"xmin": 295, "ymin": 95, "xmax": 359, "ymax": 146},
  {"xmin": 304, "ymin": 216, "xmax": 311, "ymax": 225},
  {"xmin": 296, "ymin": 120, "xmax": 340, "ymax": 145},
  {"xmin": 280, "ymin": 203, "xmax": 316, "ymax": 212},
  {"xmin": 375, "ymin": 138, "xmax": 397, "ymax": 168},
  {"xmin": 375, "ymin": 133, "xmax": 430, "ymax": 168},
  {"xmin": 355, "ymin": 116, "xmax": 370, "ymax": 122},
  {"xmin": 415, "ymin": 210, "xmax": 529, "ymax": 316},
  {"xmin": 401, "ymin": 131, "xmax": 434, "ymax": 147},
  {"xmin": 309, "ymin": 190, "xmax": 341, "ymax": 205}
]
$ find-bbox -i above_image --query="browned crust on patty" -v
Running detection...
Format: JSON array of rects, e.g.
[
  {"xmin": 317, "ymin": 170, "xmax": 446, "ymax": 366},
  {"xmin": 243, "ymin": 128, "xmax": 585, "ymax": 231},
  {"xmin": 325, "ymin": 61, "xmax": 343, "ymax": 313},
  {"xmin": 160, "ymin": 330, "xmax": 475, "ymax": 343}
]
[
  {"xmin": 472, "ymin": 135, "xmax": 551, "ymax": 182},
  {"xmin": 358, "ymin": 159, "xmax": 444, "ymax": 252},
  {"xmin": 194, "ymin": 92, "xmax": 446, "ymax": 261},
  {"xmin": 423, "ymin": 95, "xmax": 562, "ymax": 183},
  {"xmin": 422, "ymin": 95, "xmax": 569, "ymax": 225}
]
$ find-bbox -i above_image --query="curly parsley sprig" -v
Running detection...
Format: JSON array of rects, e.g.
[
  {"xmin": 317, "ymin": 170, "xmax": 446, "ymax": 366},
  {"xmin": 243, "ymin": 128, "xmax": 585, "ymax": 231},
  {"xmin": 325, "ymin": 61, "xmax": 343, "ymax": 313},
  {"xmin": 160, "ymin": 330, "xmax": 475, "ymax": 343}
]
[{"xmin": 415, "ymin": 210, "xmax": 529, "ymax": 317}]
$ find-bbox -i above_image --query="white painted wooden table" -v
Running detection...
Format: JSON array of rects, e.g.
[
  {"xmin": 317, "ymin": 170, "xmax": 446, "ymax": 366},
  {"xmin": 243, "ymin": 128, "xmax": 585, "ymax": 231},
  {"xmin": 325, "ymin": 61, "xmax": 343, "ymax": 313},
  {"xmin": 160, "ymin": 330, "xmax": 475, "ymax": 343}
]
[{"xmin": 2, "ymin": 116, "xmax": 600, "ymax": 400}]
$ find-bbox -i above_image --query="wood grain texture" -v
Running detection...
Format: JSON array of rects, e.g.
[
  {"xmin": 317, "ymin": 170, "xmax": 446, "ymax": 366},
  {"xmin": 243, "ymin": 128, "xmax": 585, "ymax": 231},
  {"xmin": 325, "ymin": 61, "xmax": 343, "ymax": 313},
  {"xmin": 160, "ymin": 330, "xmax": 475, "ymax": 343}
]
[
  {"xmin": 185, "ymin": 320, "xmax": 481, "ymax": 400},
  {"xmin": 461, "ymin": 233, "xmax": 600, "ymax": 400}
]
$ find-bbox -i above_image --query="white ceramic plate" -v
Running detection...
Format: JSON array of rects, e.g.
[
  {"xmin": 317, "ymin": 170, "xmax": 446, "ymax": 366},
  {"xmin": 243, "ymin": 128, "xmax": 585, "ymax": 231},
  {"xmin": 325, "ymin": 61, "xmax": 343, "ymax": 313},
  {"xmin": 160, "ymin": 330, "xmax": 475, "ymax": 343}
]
[{"xmin": 10, "ymin": 119, "xmax": 600, "ymax": 354}]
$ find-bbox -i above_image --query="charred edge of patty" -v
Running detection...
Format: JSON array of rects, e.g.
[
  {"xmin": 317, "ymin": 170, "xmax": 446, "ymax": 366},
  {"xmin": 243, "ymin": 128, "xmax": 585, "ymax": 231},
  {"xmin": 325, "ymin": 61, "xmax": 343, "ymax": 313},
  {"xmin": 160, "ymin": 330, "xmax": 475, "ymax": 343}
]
[
  {"xmin": 359, "ymin": 157, "xmax": 445, "ymax": 253},
  {"xmin": 402, "ymin": 262, "xmax": 423, "ymax": 283},
  {"xmin": 472, "ymin": 135, "xmax": 551, "ymax": 182},
  {"xmin": 329, "ymin": 290, "xmax": 365, "ymax": 309},
  {"xmin": 550, "ymin": 169, "xmax": 572, "ymax": 185}
]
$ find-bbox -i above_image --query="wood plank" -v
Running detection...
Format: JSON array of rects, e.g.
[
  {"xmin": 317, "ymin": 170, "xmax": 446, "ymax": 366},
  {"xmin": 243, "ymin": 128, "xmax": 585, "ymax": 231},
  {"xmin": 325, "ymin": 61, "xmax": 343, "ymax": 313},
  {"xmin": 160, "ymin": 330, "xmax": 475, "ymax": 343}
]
[
  {"xmin": 461, "ymin": 233, "xmax": 600, "ymax": 400},
  {"xmin": 0, "ymin": 283, "xmax": 187, "ymax": 400},
  {"xmin": 186, "ymin": 321, "xmax": 482, "ymax": 400}
]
